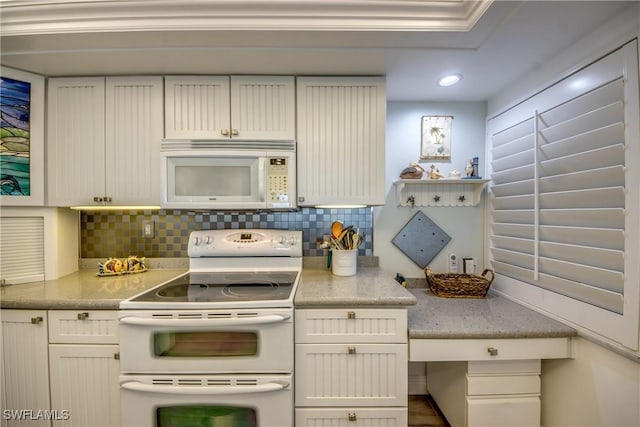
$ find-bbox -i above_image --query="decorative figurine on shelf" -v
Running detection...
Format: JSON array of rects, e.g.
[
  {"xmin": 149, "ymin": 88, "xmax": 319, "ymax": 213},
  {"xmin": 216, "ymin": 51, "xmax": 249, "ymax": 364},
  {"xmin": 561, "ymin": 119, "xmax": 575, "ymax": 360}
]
[
  {"xmin": 429, "ymin": 164, "xmax": 445, "ymax": 179},
  {"xmin": 399, "ymin": 162, "xmax": 427, "ymax": 179},
  {"xmin": 465, "ymin": 159, "xmax": 474, "ymax": 177},
  {"xmin": 449, "ymin": 170, "xmax": 461, "ymax": 179}
]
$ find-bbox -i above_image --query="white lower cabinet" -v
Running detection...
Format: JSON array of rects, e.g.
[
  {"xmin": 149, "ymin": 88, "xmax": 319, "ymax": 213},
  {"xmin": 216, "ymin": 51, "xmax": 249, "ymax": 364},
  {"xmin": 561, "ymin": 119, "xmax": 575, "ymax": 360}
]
[
  {"xmin": 0, "ymin": 310, "xmax": 119, "ymax": 427},
  {"xmin": 47, "ymin": 311, "xmax": 120, "ymax": 427},
  {"xmin": 295, "ymin": 408, "xmax": 407, "ymax": 427},
  {"xmin": 1, "ymin": 310, "xmax": 51, "ymax": 427},
  {"xmin": 295, "ymin": 308, "xmax": 408, "ymax": 425},
  {"xmin": 426, "ymin": 359, "xmax": 542, "ymax": 427}
]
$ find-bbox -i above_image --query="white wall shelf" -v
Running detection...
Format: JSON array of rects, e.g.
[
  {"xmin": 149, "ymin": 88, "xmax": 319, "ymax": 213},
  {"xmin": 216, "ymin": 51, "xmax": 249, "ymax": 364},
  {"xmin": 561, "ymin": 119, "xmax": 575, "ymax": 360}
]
[{"xmin": 394, "ymin": 179, "xmax": 489, "ymax": 207}]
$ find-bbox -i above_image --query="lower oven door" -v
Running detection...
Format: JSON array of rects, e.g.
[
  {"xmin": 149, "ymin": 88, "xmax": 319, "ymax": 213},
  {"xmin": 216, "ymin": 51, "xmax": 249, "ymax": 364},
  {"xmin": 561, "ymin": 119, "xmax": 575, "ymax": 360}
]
[
  {"xmin": 120, "ymin": 373, "xmax": 292, "ymax": 427},
  {"xmin": 119, "ymin": 308, "xmax": 292, "ymax": 373}
]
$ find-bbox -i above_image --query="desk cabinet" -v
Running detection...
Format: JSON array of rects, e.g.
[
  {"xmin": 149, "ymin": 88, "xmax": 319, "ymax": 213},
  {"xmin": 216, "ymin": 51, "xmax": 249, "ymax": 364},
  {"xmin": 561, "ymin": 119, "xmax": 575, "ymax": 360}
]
[
  {"xmin": 411, "ymin": 337, "xmax": 573, "ymax": 427},
  {"xmin": 295, "ymin": 308, "xmax": 408, "ymax": 425}
]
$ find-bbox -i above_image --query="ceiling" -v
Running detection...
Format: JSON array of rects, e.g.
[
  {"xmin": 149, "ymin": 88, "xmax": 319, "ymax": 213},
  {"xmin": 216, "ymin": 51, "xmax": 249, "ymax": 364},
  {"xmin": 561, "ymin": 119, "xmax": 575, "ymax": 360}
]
[{"xmin": 0, "ymin": 1, "xmax": 636, "ymax": 101}]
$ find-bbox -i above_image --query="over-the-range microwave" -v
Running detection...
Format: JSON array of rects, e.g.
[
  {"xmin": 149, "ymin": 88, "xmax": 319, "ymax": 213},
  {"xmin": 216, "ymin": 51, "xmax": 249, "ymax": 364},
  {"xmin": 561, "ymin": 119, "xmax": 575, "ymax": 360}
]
[{"xmin": 160, "ymin": 140, "xmax": 296, "ymax": 210}]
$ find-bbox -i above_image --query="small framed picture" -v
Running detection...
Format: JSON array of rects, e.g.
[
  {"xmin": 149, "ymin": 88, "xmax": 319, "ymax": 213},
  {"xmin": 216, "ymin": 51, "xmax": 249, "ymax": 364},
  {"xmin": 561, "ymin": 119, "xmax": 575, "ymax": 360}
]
[{"xmin": 421, "ymin": 115, "xmax": 453, "ymax": 160}]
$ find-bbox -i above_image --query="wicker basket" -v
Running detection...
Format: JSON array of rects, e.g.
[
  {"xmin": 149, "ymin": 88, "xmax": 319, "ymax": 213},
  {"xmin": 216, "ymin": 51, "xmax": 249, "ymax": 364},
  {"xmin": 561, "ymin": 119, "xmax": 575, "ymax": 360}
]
[{"xmin": 424, "ymin": 267, "xmax": 494, "ymax": 298}]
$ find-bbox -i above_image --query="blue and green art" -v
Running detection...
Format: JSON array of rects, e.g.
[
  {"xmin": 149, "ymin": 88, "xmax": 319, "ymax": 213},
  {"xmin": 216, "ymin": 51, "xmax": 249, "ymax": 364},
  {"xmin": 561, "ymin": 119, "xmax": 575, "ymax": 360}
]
[{"xmin": 0, "ymin": 76, "xmax": 31, "ymax": 196}]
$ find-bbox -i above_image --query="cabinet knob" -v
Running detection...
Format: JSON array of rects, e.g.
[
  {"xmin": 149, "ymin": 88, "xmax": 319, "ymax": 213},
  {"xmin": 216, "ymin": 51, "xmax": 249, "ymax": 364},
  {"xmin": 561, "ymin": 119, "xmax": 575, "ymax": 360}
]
[
  {"xmin": 114, "ymin": 352, "xmax": 120, "ymax": 360},
  {"xmin": 104, "ymin": 196, "xmax": 112, "ymax": 203},
  {"xmin": 348, "ymin": 412, "xmax": 357, "ymax": 422},
  {"xmin": 298, "ymin": 196, "xmax": 305, "ymax": 203},
  {"xmin": 433, "ymin": 195, "xmax": 441, "ymax": 202},
  {"xmin": 458, "ymin": 195, "xmax": 466, "ymax": 203},
  {"xmin": 77, "ymin": 312, "xmax": 90, "ymax": 320},
  {"xmin": 347, "ymin": 346, "xmax": 356, "ymax": 355},
  {"xmin": 231, "ymin": 129, "xmax": 239, "ymax": 136},
  {"xmin": 221, "ymin": 129, "xmax": 230, "ymax": 136},
  {"xmin": 347, "ymin": 311, "xmax": 356, "ymax": 320},
  {"xmin": 31, "ymin": 316, "xmax": 43, "ymax": 325},
  {"xmin": 487, "ymin": 347, "xmax": 498, "ymax": 356},
  {"xmin": 93, "ymin": 196, "xmax": 103, "ymax": 203}
]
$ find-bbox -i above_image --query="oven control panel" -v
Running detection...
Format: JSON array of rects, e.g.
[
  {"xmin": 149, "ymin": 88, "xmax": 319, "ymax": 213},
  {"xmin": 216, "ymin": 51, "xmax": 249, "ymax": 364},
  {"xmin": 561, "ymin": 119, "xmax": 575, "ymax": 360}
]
[{"xmin": 188, "ymin": 229, "xmax": 302, "ymax": 258}]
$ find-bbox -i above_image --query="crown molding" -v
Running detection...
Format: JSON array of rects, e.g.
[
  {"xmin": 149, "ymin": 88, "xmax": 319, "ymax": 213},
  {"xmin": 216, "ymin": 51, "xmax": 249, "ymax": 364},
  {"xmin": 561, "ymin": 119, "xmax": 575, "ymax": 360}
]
[{"xmin": 0, "ymin": 0, "xmax": 494, "ymax": 35}]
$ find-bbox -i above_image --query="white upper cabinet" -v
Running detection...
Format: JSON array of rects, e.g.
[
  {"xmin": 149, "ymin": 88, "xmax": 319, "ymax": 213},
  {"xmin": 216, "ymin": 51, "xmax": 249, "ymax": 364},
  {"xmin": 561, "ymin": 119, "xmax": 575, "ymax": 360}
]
[
  {"xmin": 296, "ymin": 76, "xmax": 386, "ymax": 207},
  {"xmin": 47, "ymin": 76, "xmax": 163, "ymax": 206},
  {"xmin": 164, "ymin": 75, "xmax": 296, "ymax": 141}
]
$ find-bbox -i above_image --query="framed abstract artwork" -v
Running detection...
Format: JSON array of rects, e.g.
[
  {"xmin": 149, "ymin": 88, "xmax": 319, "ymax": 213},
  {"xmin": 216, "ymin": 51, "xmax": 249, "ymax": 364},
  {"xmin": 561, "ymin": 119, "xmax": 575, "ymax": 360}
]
[
  {"xmin": 420, "ymin": 115, "xmax": 453, "ymax": 160},
  {"xmin": 0, "ymin": 67, "xmax": 45, "ymax": 206}
]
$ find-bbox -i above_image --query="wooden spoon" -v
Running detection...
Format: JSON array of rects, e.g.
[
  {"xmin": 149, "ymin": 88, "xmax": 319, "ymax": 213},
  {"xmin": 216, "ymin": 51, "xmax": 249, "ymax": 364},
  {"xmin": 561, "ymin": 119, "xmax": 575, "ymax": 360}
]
[{"xmin": 331, "ymin": 221, "xmax": 343, "ymax": 239}]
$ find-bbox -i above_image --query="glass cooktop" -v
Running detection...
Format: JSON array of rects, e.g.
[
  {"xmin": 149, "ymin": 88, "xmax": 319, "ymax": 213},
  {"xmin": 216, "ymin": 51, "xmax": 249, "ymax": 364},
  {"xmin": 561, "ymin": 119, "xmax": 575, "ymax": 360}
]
[{"xmin": 128, "ymin": 271, "xmax": 299, "ymax": 304}]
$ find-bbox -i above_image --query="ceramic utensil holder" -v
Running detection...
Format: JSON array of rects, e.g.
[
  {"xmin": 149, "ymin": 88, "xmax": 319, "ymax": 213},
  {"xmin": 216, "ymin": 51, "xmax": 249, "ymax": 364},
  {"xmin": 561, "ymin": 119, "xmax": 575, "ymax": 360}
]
[{"xmin": 332, "ymin": 249, "xmax": 357, "ymax": 276}]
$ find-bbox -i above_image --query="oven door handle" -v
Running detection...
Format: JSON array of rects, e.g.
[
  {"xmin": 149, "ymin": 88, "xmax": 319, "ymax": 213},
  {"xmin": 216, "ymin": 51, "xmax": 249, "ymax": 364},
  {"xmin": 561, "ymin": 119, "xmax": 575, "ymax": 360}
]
[
  {"xmin": 120, "ymin": 380, "xmax": 289, "ymax": 395},
  {"xmin": 119, "ymin": 314, "xmax": 290, "ymax": 327}
]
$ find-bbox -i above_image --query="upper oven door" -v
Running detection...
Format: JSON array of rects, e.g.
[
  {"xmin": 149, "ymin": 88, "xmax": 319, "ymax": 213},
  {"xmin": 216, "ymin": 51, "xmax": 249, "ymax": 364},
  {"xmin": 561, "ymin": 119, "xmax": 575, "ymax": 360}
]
[{"xmin": 118, "ymin": 308, "xmax": 293, "ymax": 374}]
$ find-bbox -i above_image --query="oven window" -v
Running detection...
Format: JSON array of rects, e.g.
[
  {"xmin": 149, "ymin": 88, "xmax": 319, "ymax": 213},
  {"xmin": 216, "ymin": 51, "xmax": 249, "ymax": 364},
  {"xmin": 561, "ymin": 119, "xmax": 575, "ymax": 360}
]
[
  {"xmin": 157, "ymin": 405, "xmax": 256, "ymax": 427},
  {"xmin": 154, "ymin": 331, "xmax": 258, "ymax": 357}
]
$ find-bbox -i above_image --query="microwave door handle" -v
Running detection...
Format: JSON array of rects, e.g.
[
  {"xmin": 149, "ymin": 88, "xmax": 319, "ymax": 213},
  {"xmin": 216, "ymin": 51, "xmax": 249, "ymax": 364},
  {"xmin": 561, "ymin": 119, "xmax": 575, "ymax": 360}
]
[
  {"xmin": 119, "ymin": 314, "xmax": 290, "ymax": 327},
  {"xmin": 258, "ymin": 157, "xmax": 266, "ymax": 202},
  {"xmin": 121, "ymin": 380, "xmax": 289, "ymax": 395}
]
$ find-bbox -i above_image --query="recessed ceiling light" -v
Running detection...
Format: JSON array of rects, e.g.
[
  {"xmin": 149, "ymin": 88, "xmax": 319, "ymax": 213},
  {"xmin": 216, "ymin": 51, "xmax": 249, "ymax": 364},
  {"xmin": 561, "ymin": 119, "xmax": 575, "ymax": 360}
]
[{"xmin": 438, "ymin": 74, "xmax": 462, "ymax": 87}]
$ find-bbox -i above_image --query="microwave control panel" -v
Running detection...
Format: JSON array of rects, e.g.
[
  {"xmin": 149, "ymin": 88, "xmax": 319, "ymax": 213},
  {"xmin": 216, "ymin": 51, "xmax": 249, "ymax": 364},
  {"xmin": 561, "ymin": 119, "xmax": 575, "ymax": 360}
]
[{"xmin": 267, "ymin": 158, "xmax": 290, "ymax": 204}]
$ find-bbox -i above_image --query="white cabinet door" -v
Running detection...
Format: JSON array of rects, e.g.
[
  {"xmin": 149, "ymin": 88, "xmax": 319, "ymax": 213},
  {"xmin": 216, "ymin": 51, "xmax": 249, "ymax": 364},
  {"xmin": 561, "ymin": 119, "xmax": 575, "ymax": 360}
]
[
  {"xmin": 47, "ymin": 78, "xmax": 105, "ymax": 206},
  {"xmin": 105, "ymin": 76, "xmax": 164, "ymax": 205},
  {"xmin": 164, "ymin": 76, "xmax": 230, "ymax": 139},
  {"xmin": 296, "ymin": 77, "xmax": 386, "ymax": 207},
  {"xmin": 295, "ymin": 343, "xmax": 408, "ymax": 407},
  {"xmin": 165, "ymin": 75, "xmax": 295, "ymax": 140},
  {"xmin": 1, "ymin": 310, "xmax": 51, "ymax": 427},
  {"xmin": 47, "ymin": 77, "xmax": 163, "ymax": 206},
  {"xmin": 230, "ymin": 76, "xmax": 295, "ymax": 140},
  {"xmin": 48, "ymin": 345, "xmax": 120, "ymax": 427},
  {"xmin": 296, "ymin": 407, "xmax": 408, "ymax": 426}
]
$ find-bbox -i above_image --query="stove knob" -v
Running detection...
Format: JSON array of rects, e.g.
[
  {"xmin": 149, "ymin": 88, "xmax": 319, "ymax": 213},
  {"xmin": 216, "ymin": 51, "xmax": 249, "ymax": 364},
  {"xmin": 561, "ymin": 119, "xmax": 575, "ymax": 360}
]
[
  {"xmin": 193, "ymin": 236, "xmax": 202, "ymax": 246},
  {"xmin": 205, "ymin": 236, "xmax": 214, "ymax": 245}
]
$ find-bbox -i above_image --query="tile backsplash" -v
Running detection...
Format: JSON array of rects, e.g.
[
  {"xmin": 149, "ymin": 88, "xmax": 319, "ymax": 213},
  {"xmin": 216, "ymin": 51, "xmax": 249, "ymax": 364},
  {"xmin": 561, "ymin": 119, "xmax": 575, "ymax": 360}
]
[{"xmin": 80, "ymin": 207, "xmax": 372, "ymax": 258}]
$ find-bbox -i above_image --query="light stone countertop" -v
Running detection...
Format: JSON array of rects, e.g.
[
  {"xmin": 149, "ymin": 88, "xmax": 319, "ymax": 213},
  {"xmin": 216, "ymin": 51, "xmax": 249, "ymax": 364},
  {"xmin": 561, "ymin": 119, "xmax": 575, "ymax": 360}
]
[
  {"xmin": 0, "ymin": 269, "xmax": 186, "ymax": 310},
  {"xmin": 294, "ymin": 267, "xmax": 417, "ymax": 307},
  {"xmin": 407, "ymin": 288, "xmax": 577, "ymax": 339}
]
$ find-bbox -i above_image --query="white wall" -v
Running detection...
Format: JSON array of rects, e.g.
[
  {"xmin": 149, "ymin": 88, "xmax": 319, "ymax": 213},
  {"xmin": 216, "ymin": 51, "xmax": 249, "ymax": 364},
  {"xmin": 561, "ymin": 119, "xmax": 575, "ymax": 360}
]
[
  {"xmin": 487, "ymin": 5, "xmax": 640, "ymax": 427},
  {"xmin": 374, "ymin": 101, "xmax": 487, "ymax": 277}
]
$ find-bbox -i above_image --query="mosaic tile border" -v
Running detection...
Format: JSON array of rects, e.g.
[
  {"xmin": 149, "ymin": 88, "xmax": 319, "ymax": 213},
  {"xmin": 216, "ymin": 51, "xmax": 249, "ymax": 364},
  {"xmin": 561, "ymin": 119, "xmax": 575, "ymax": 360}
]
[{"xmin": 80, "ymin": 207, "xmax": 373, "ymax": 259}]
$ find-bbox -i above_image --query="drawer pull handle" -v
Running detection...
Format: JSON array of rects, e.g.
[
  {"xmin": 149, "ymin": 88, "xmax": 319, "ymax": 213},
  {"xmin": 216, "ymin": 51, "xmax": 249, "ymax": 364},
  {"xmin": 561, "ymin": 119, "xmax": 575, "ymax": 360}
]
[
  {"xmin": 487, "ymin": 347, "xmax": 498, "ymax": 356},
  {"xmin": 30, "ymin": 316, "xmax": 43, "ymax": 325},
  {"xmin": 348, "ymin": 346, "xmax": 356, "ymax": 355},
  {"xmin": 77, "ymin": 312, "xmax": 90, "ymax": 320},
  {"xmin": 114, "ymin": 352, "xmax": 120, "ymax": 360},
  {"xmin": 348, "ymin": 412, "xmax": 357, "ymax": 422},
  {"xmin": 347, "ymin": 311, "xmax": 356, "ymax": 320}
]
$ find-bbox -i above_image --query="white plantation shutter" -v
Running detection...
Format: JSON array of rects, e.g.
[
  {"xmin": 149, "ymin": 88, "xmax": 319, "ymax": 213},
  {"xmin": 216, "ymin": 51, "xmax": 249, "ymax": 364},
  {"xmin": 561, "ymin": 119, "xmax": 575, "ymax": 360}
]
[
  {"xmin": 0, "ymin": 217, "xmax": 45, "ymax": 284},
  {"xmin": 487, "ymin": 40, "xmax": 639, "ymax": 350}
]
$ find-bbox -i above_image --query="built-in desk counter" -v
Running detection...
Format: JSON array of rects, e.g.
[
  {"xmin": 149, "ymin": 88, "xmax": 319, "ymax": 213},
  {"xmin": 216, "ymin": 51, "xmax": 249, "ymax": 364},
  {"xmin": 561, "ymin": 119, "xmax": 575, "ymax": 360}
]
[{"xmin": 407, "ymin": 288, "xmax": 577, "ymax": 427}]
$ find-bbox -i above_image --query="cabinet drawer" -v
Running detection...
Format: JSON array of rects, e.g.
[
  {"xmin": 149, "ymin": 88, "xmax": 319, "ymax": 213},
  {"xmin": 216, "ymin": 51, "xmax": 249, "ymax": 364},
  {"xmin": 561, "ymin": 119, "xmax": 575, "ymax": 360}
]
[
  {"xmin": 295, "ymin": 343, "xmax": 408, "ymax": 407},
  {"xmin": 295, "ymin": 308, "xmax": 407, "ymax": 343},
  {"xmin": 296, "ymin": 407, "xmax": 407, "ymax": 426},
  {"xmin": 48, "ymin": 310, "xmax": 118, "ymax": 344},
  {"xmin": 410, "ymin": 337, "xmax": 573, "ymax": 361},
  {"xmin": 467, "ymin": 396, "xmax": 540, "ymax": 427},
  {"xmin": 467, "ymin": 374, "xmax": 540, "ymax": 396}
]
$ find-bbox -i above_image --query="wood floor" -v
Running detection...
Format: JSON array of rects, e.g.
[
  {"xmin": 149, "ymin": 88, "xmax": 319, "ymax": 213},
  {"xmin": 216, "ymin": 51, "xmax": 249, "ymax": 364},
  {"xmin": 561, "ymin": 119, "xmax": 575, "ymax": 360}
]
[{"xmin": 408, "ymin": 395, "xmax": 450, "ymax": 427}]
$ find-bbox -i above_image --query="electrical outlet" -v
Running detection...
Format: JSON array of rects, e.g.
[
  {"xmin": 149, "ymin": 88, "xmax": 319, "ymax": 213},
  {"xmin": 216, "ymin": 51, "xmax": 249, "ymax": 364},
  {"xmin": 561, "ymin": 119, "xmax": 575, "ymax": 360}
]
[
  {"xmin": 142, "ymin": 220, "xmax": 155, "ymax": 238},
  {"xmin": 448, "ymin": 254, "xmax": 458, "ymax": 273}
]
